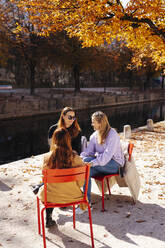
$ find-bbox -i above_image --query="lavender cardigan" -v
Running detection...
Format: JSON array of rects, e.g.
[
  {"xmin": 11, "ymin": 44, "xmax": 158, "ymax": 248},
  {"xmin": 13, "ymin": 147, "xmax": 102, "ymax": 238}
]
[{"xmin": 81, "ymin": 128, "xmax": 125, "ymax": 167}]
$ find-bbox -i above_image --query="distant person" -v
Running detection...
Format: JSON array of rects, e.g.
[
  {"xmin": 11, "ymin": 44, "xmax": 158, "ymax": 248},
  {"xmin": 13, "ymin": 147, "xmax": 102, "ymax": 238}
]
[
  {"xmin": 77, "ymin": 111, "xmax": 125, "ymax": 213},
  {"xmin": 39, "ymin": 127, "xmax": 86, "ymax": 227},
  {"xmin": 32, "ymin": 106, "xmax": 85, "ymax": 195}
]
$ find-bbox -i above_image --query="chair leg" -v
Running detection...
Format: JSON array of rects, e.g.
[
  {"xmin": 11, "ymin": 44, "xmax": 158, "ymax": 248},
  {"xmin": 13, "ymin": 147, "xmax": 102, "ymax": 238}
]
[
  {"xmin": 101, "ymin": 179, "xmax": 105, "ymax": 212},
  {"xmin": 37, "ymin": 197, "xmax": 41, "ymax": 235},
  {"xmin": 41, "ymin": 207, "xmax": 47, "ymax": 248},
  {"xmin": 73, "ymin": 205, "xmax": 76, "ymax": 229},
  {"xmin": 87, "ymin": 203, "xmax": 95, "ymax": 248},
  {"xmin": 106, "ymin": 178, "xmax": 111, "ymax": 195}
]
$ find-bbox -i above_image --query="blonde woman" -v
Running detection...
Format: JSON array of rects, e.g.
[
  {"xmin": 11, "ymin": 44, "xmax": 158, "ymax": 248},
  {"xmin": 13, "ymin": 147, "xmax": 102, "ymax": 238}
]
[{"xmin": 80, "ymin": 111, "xmax": 125, "ymax": 211}]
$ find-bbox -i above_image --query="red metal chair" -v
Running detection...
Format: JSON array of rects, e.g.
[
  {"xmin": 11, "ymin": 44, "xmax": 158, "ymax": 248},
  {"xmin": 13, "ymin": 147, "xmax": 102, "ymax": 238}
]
[
  {"xmin": 92, "ymin": 143, "xmax": 134, "ymax": 212},
  {"xmin": 37, "ymin": 164, "xmax": 94, "ymax": 248}
]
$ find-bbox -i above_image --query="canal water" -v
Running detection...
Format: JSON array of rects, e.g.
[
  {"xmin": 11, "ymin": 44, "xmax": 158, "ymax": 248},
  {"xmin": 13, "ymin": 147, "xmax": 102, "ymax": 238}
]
[{"xmin": 0, "ymin": 101, "xmax": 165, "ymax": 165}]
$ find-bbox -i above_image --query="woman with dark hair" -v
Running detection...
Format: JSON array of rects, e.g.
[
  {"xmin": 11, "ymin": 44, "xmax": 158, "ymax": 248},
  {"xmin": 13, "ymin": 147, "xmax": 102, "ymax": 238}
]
[
  {"xmin": 48, "ymin": 106, "xmax": 82, "ymax": 154},
  {"xmin": 39, "ymin": 127, "xmax": 86, "ymax": 227},
  {"xmin": 32, "ymin": 107, "xmax": 83, "ymax": 195}
]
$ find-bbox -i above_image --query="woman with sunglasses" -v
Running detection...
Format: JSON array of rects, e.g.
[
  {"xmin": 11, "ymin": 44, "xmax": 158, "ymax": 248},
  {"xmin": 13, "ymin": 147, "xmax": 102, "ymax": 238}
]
[
  {"xmin": 76, "ymin": 111, "xmax": 125, "ymax": 214},
  {"xmin": 32, "ymin": 107, "xmax": 83, "ymax": 195},
  {"xmin": 48, "ymin": 106, "xmax": 82, "ymax": 155}
]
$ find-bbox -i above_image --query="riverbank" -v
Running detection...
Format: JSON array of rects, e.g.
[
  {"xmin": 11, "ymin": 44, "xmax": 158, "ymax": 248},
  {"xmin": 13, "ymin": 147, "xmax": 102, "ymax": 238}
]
[
  {"xmin": 0, "ymin": 121, "xmax": 165, "ymax": 248},
  {"xmin": 0, "ymin": 87, "xmax": 165, "ymax": 120}
]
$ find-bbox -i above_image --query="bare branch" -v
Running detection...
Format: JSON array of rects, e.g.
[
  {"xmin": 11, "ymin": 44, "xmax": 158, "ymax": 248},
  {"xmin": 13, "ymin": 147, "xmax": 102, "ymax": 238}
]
[{"xmin": 116, "ymin": 0, "xmax": 125, "ymax": 13}]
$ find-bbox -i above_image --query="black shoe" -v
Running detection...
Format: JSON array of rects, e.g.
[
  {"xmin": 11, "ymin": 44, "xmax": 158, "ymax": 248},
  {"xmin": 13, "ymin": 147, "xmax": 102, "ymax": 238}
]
[
  {"xmin": 32, "ymin": 185, "xmax": 40, "ymax": 195},
  {"xmin": 46, "ymin": 219, "xmax": 56, "ymax": 228}
]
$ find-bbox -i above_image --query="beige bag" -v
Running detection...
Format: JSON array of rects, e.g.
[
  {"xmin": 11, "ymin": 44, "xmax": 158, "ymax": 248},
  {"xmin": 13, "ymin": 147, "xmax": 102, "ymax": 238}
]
[
  {"xmin": 95, "ymin": 140, "xmax": 141, "ymax": 202},
  {"xmin": 123, "ymin": 155, "xmax": 141, "ymax": 202}
]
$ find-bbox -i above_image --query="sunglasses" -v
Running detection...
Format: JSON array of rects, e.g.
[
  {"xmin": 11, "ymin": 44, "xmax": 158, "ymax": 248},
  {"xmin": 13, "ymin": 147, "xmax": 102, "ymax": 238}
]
[{"xmin": 67, "ymin": 115, "xmax": 76, "ymax": 120}]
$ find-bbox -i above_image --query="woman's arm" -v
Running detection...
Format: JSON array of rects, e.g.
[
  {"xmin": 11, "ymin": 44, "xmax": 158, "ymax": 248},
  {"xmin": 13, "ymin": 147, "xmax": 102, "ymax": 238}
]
[
  {"xmin": 80, "ymin": 133, "xmax": 96, "ymax": 158},
  {"xmin": 48, "ymin": 123, "xmax": 58, "ymax": 140},
  {"xmin": 91, "ymin": 130, "xmax": 120, "ymax": 167},
  {"xmin": 41, "ymin": 152, "xmax": 52, "ymax": 170},
  {"xmin": 72, "ymin": 154, "xmax": 85, "ymax": 167},
  {"xmin": 72, "ymin": 154, "xmax": 85, "ymax": 188}
]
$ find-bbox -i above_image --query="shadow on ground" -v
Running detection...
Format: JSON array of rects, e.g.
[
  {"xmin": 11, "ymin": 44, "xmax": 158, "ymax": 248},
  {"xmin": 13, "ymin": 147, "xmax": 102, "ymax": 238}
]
[
  {"xmin": 47, "ymin": 193, "xmax": 165, "ymax": 247},
  {"xmin": 0, "ymin": 180, "xmax": 13, "ymax": 191}
]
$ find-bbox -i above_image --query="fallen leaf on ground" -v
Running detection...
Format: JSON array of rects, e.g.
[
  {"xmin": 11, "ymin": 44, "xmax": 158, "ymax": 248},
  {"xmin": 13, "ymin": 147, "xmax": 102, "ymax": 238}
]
[
  {"xmin": 125, "ymin": 212, "xmax": 131, "ymax": 218},
  {"xmin": 104, "ymin": 234, "xmax": 108, "ymax": 237},
  {"xmin": 136, "ymin": 219, "xmax": 146, "ymax": 223}
]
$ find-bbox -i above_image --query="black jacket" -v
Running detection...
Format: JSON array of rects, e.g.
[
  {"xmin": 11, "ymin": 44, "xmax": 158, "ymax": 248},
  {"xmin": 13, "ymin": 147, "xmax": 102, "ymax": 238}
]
[{"xmin": 48, "ymin": 123, "xmax": 82, "ymax": 155}]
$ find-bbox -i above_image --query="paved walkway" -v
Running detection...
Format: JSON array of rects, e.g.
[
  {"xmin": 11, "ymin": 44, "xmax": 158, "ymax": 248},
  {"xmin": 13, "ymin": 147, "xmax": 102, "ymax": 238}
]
[{"xmin": 0, "ymin": 121, "xmax": 165, "ymax": 248}]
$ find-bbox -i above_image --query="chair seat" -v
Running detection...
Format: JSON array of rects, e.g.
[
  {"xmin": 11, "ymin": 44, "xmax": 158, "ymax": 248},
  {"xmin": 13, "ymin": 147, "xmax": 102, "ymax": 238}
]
[
  {"xmin": 44, "ymin": 198, "xmax": 86, "ymax": 208},
  {"xmin": 93, "ymin": 173, "xmax": 119, "ymax": 181}
]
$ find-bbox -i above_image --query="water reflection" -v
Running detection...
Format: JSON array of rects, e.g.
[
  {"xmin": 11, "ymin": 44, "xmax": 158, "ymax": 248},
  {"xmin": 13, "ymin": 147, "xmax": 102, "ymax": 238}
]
[
  {"xmin": 0, "ymin": 101, "xmax": 165, "ymax": 165},
  {"xmin": 78, "ymin": 101, "xmax": 165, "ymax": 139}
]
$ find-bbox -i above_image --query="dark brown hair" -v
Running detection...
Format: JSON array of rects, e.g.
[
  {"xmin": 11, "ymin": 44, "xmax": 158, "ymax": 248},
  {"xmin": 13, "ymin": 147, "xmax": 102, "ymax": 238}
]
[
  {"xmin": 48, "ymin": 127, "xmax": 73, "ymax": 169},
  {"xmin": 57, "ymin": 106, "xmax": 81, "ymax": 138}
]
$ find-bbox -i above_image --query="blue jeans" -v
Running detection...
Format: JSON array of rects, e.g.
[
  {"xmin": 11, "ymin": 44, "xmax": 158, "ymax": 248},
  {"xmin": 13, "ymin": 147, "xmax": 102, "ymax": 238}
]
[{"xmin": 83, "ymin": 157, "xmax": 120, "ymax": 203}]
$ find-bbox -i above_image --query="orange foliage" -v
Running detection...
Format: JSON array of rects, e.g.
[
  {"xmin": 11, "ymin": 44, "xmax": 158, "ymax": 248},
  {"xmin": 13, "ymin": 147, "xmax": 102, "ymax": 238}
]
[{"xmin": 10, "ymin": 0, "xmax": 165, "ymax": 70}]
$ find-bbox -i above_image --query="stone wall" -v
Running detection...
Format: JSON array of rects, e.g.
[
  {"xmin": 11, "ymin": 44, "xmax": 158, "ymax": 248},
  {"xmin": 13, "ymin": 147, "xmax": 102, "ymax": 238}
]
[{"xmin": 0, "ymin": 89, "xmax": 165, "ymax": 119}]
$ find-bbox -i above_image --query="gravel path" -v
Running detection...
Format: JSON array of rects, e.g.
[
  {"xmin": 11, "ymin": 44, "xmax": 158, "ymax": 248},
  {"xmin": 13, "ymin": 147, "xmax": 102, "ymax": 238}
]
[{"xmin": 0, "ymin": 121, "xmax": 165, "ymax": 248}]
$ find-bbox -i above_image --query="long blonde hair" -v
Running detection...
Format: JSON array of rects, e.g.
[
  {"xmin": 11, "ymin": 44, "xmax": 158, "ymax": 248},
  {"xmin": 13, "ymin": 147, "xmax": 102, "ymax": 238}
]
[
  {"xmin": 48, "ymin": 128, "xmax": 73, "ymax": 169},
  {"xmin": 92, "ymin": 111, "xmax": 111, "ymax": 144},
  {"xmin": 58, "ymin": 107, "xmax": 81, "ymax": 138}
]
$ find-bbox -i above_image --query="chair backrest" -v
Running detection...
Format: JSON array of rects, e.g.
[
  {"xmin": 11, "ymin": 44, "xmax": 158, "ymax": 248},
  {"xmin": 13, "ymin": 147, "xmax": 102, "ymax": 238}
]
[
  {"xmin": 42, "ymin": 164, "xmax": 90, "ymax": 205},
  {"xmin": 128, "ymin": 143, "xmax": 134, "ymax": 161},
  {"xmin": 120, "ymin": 140, "xmax": 134, "ymax": 162}
]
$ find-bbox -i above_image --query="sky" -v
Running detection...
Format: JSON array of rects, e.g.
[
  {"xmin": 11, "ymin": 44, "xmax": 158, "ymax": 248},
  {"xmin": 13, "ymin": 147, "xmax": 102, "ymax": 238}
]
[{"xmin": 121, "ymin": 0, "xmax": 130, "ymax": 7}]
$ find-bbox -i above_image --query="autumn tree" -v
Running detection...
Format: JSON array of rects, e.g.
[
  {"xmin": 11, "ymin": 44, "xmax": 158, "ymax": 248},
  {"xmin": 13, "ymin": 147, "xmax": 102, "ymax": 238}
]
[
  {"xmin": 0, "ymin": 0, "xmax": 62, "ymax": 94},
  {"xmin": 0, "ymin": 1, "xmax": 15, "ymax": 66},
  {"xmin": 47, "ymin": 31, "xmax": 120, "ymax": 92},
  {"xmin": 0, "ymin": 1, "xmax": 116, "ymax": 93},
  {"xmin": 0, "ymin": 0, "xmax": 39, "ymax": 93},
  {"xmin": 15, "ymin": 0, "xmax": 165, "ymax": 72}
]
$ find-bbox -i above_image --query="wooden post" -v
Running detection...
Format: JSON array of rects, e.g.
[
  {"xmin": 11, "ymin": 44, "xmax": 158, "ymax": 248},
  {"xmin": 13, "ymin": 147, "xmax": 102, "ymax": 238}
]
[
  {"xmin": 124, "ymin": 125, "xmax": 131, "ymax": 139},
  {"xmin": 147, "ymin": 119, "xmax": 154, "ymax": 131}
]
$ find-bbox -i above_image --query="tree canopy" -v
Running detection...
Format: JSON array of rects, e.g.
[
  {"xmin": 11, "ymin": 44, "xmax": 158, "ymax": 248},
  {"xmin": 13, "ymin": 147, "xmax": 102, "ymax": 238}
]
[
  {"xmin": 14, "ymin": 0, "xmax": 165, "ymax": 70},
  {"xmin": 0, "ymin": 0, "xmax": 118, "ymax": 92}
]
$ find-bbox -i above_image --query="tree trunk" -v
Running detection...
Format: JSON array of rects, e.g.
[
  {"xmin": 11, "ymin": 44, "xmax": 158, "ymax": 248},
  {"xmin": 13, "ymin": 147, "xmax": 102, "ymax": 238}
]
[
  {"xmin": 29, "ymin": 61, "xmax": 36, "ymax": 95},
  {"xmin": 161, "ymin": 75, "xmax": 164, "ymax": 89},
  {"xmin": 73, "ymin": 64, "xmax": 80, "ymax": 93},
  {"xmin": 144, "ymin": 73, "xmax": 151, "ymax": 91},
  {"xmin": 13, "ymin": 54, "xmax": 26, "ymax": 87},
  {"xmin": 104, "ymin": 71, "xmax": 108, "ymax": 93},
  {"xmin": 128, "ymin": 70, "xmax": 133, "ymax": 90}
]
